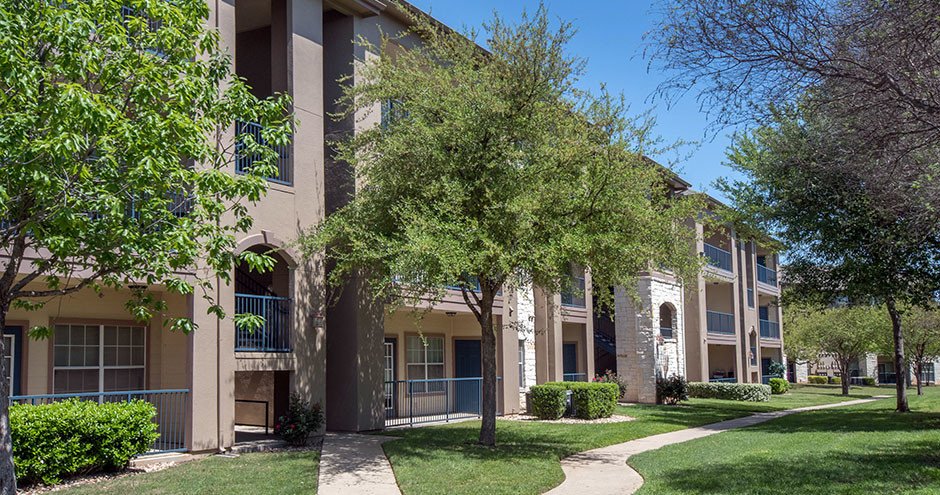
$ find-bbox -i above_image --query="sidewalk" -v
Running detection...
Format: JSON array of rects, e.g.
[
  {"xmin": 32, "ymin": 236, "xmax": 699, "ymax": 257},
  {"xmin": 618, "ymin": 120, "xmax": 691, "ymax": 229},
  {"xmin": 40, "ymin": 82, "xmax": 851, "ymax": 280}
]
[
  {"xmin": 545, "ymin": 395, "xmax": 893, "ymax": 495},
  {"xmin": 318, "ymin": 433, "xmax": 401, "ymax": 495}
]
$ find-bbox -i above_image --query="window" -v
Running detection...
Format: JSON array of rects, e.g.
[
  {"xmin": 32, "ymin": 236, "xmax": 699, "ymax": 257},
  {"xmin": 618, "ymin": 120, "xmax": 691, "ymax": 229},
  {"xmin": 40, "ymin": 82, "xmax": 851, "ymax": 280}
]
[
  {"xmin": 518, "ymin": 340, "xmax": 525, "ymax": 388},
  {"xmin": 53, "ymin": 324, "xmax": 146, "ymax": 394},
  {"xmin": 659, "ymin": 304, "xmax": 674, "ymax": 339},
  {"xmin": 406, "ymin": 336, "xmax": 444, "ymax": 393}
]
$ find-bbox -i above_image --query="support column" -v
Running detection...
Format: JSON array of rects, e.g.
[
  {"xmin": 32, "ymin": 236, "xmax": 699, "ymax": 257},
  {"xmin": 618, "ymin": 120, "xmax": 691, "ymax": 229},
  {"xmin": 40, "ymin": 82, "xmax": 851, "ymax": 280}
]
[
  {"xmin": 499, "ymin": 285, "xmax": 520, "ymax": 414},
  {"xmin": 534, "ymin": 286, "xmax": 563, "ymax": 383},
  {"xmin": 582, "ymin": 270, "xmax": 595, "ymax": 379}
]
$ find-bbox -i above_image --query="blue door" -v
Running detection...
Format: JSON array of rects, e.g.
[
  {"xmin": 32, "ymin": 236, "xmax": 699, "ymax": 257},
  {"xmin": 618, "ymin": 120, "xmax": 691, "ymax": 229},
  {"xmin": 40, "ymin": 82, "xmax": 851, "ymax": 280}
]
[
  {"xmin": 3, "ymin": 326, "xmax": 22, "ymax": 396},
  {"xmin": 563, "ymin": 343, "xmax": 577, "ymax": 378},
  {"xmin": 758, "ymin": 306, "xmax": 769, "ymax": 320},
  {"xmin": 454, "ymin": 339, "xmax": 481, "ymax": 413}
]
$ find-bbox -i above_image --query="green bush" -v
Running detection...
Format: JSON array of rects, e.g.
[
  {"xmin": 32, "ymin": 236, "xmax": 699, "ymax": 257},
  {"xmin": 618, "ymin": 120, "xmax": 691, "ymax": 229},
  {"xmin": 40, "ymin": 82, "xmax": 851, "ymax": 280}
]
[
  {"xmin": 544, "ymin": 382, "xmax": 619, "ymax": 419},
  {"xmin": 808, "ymin": 375, "xmax": 829, "ymax": 384},
  {"xmin": 12, "ymin": 399, "xmax": 159, "ymax": 485},
  {"xmin": 688, "ymin": 382, "xmax": 772, "ymax": 402},
  {"xmin": 593, "ymin": 370, "xmax": 628, "ymax": 400},
  {"xmin": 656, "ymin": 375, "xmax": 689, "ymax": 405},
  {"xmin": 769, "ymin": 377, "xmax": 790, "ymax": 395},
  {"xmin": 528, "ymin": 384, "xmax": 568, "ymax": 419},
  {"xmin": 860, "ymin": 376, "xmax": 876, "ymax": 386},
  {"xmin": 829, "ymin": 376, "xmax": 842, "ymax": 384},
  {"xmin": 274, "ymin": 394, "xmax": 323, "ymax": 446}
]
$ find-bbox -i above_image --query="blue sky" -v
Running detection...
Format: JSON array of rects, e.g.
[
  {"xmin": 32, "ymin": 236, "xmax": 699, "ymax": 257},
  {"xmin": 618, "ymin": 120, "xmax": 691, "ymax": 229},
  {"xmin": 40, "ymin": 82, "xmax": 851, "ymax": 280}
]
[{"xmin": 407, "ymin": 0, "xmax": 743, "ymax": 202}]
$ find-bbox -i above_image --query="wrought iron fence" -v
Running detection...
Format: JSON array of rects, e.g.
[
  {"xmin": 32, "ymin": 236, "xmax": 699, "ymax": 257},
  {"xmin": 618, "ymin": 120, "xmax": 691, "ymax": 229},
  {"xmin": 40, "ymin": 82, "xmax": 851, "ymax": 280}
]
[{"xmin": 384, "ymin": 377, "xmax": 502, "ymax": 427}]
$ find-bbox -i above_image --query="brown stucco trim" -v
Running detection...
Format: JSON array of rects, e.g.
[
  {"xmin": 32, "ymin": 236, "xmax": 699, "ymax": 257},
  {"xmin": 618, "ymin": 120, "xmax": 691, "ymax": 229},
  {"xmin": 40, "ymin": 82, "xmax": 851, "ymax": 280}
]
[{"xmin": 234, "ymin": 231, "xmax": 299, "ymax": 267}]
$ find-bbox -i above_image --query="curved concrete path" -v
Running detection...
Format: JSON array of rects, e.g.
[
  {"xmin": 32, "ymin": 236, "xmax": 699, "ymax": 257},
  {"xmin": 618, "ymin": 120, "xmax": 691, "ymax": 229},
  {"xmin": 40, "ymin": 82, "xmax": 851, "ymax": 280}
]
[
  {"xmin": 318, "ymin": 433, "xmax": 401, "ymax": 495},
  {"xmin": 545, "ymin": 395, "xmax": 893, "ymax": 495}
]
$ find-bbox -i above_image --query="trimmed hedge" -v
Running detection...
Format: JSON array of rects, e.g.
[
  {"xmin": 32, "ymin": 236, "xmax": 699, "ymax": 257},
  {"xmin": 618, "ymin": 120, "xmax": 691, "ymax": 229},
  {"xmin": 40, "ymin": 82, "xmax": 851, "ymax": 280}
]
[
  {"xmin": 769, "ymin": 377, "xmax": 790, "ymax": 395},
  {"xmin": 656, "ymin": 375, "xmax": 689, "ymax": 405},
  {"xmin": 808, "ymin": 375, "xmax": 829, "ymax": 384},
  {"xmin": 544, "ymin": 382, "xmax": 619, "ymax": 419},
  {"xmin": 528, "ymin": 384, "xmax": 567, "ymax": 420},
  {"xmin": 688, "ymin": 382, "xmax": 771, "ymax": 402},
  {"xmin": 860, "ymin": 376, "xmax": 876, "ymax": 386},
  {"xmin": 12, "ymin": 399, "xmax": 159, "ymax": 485},
  {"xmin": 829, "ymin": 376, "xmax": 842, "ymax": 384}
]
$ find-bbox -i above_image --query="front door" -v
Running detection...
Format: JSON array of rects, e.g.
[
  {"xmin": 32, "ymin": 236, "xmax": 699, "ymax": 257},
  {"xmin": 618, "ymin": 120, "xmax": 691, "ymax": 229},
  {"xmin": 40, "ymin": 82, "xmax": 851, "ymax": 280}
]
[
  {"xmin": 454, "ymin": 339, "xmax": 481, "ymax": 413},
  {"xmin": 563, "ymin": 343, "xmax": 577, "ymax": 379},
  {"xmin": 384, "ymin": 338, "xmax": 396, "ymax": 419},
  {"xmin": 2, "ymin": 327, "xmax": 21, "ymax": 396}
]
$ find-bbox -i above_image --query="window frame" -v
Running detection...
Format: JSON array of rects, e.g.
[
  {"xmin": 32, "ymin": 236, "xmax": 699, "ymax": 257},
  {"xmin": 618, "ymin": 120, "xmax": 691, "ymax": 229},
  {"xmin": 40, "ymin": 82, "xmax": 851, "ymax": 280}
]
[
  {"xmin": 405, "ymin": 335, "xmax": 444, "ymax": 394},
  {"xmin": 52, "ymin": 322, "xmax": 147, "ymax": 395}
]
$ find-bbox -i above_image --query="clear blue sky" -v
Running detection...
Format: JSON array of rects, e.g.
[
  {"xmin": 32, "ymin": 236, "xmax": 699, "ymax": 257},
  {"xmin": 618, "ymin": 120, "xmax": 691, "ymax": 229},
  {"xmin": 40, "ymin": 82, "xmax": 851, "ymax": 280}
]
[{"xmin": 407, "ymin": 0, "xmax": 742, "ymax": 202}]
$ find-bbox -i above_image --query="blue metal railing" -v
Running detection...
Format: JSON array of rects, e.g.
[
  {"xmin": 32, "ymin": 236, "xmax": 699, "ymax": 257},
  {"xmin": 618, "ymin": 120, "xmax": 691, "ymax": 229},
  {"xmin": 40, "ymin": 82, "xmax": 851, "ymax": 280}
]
[
  {"xmin": 563, "ymin": 373, "xmax": 587, "ymax": 382},
  {"xmin": 761, "ymin": 374, "xmax": 784, "ymax": 385},
  {"xmin": 759, "ymin": 319, "xmax": 780, "ymax": 339},
  {"xmin": 235, "ymin": 293, "xmax": 292, "ymax": 352},
  {"xmin": 235, "ymin": 120, "xmax": 293, "ymax": 185},
  {"xmin": 709, "ymin": 377, "xmax": 736, "ymax": 383},
  {"xmin": 878, "ymin": 371, "xmax": 897, "ymax": 384},
  {"xmin": 10, "ymin": 389, "xmax": 189, "ymax": 455},
  {"xmin": 445, "ymin": 275, "xmax": 482, "ymax": 292},
  {"xmin": 384, "ymin": 377, "xmax": 502, "ymax": 427},
  {"xmin": 706, "ymin": 310, "xmax": 735, "ymax": 334},
  {"xmin": 704, "ymin": 243, "xmax": 733, "ymax": 272},
  {"xmin": 561, "ymin": 276, "xmax": 586, "ymax": 307},
  {"xmin": 757, "ymin": 264, "xmax": 777, "ymax": 286},
  {"xmin": 660, "ymin": 326, "xmax": 674, "ymax": 339}
]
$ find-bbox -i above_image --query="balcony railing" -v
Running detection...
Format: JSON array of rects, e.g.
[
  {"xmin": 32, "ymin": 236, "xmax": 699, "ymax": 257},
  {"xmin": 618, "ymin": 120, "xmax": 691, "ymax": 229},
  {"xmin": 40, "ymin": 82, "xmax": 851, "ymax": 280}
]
[
  {"xmin": 878, "ymin": 371, "xmax": 897, "ymax": 384},
  {"xmin": 660, "ymin": 326, "xmax": 674, "ymax": 339},
  {"xmin": 563, "ymin": 373, "xmax": 587, "ymax": 382},
  {"xmin": 384, "ymin": 377, "xmax": 502, "ymax": 427},
  {"xmin": 761, "ymin": 373, "xmax": 784, "ymax": 385},
  {"xmin": 10, "ymin": 389, "xmax": 189, "ymax": 455},
  {"xmin": 235, "ymin": 120, "xmax": 293, "ymax": 185},
  {"xmin": 706, "ymin": 310, "xmax": 735, "ymax": 335},
  {"xmin": 704, "ymin": 243, "xmax": 733, "ymax": 272},
  {"xmin": 757, "ymin": 264, "xmax": 777, "ymax": 286},
  {"xmin": 759, "ymin": 319, "xmax": 780, "ymax": 339},
  {"xmin": 561, "ymin": 276, "xmax": 586, "ymax": 307},
  {"xmin": 235, "ymin": 293, "xmax": 292, "ymax": 352},
  {"xmin": 709, "ymin": 377, "xmax": 736, "ymax": 383}
]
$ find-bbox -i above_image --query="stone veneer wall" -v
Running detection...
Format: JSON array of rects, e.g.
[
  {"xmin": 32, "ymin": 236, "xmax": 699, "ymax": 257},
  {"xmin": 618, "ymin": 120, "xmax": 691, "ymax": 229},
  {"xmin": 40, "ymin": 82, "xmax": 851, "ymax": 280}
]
[
  {"xmin": 517, "ymin": 283, "xmax": 537, "ymax": 407},
  {"xmin": 615, "ymin": 275, "xmax": 685, "ymax": 403}
]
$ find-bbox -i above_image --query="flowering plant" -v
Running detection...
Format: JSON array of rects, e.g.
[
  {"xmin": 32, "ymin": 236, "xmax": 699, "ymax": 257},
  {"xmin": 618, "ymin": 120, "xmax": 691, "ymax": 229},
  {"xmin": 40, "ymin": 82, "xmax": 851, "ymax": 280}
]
[{"xmin": 275, "ymin": 394, "xmax": 323, "ymax": 446}]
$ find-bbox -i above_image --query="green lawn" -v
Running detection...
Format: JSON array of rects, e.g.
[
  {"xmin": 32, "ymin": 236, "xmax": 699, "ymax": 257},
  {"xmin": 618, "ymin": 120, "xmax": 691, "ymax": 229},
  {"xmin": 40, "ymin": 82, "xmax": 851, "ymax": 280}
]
[
  {"xmin": 382, "ymin": 384, "xmax": 883, "ymax": 495},
  {"xmin": 631, "ymin": 387, "xmax": 940, "ymax": 494},
  {"xmin": 57, "ymin": 449, "xmax": 319, "ymax": 494}
]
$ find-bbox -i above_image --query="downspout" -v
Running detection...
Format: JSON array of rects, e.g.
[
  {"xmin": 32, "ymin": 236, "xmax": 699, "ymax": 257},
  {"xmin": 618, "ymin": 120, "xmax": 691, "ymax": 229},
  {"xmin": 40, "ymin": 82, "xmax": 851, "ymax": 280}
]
[{"xmin": 214, "ymin": 0, "xmax": 224, "ymax": 453}]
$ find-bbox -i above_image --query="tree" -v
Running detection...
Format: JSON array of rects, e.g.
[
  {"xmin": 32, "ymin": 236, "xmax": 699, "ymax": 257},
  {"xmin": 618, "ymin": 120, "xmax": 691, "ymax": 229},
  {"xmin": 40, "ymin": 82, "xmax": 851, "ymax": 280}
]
[
  {"xmin": 902, "ymin": 306, "xmax": 940, "ymax": 396},
  {"xmin": 718, "ymin": 101, "xmax": 940, "ymax": 411},
  {"xmin": 303, "ymin": 4, "xmax": 704, "ymax": 446},
  {"xmin": 787, "ymin": 304, "xmax": 888, "ymax": 395},
  {"xmin": 0, "ymin": 0, "xmax": 291, "ymax": 490}
]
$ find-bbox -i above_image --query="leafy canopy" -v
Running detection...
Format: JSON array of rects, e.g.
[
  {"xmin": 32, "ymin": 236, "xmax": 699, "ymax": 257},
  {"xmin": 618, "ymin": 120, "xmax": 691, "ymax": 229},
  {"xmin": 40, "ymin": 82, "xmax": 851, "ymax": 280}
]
[
  {"xmin": 305, "ymin": 3, "xmax": 704, "ymax": 309},
  {"xmin": 0, "ymin": 0, "xmax": 293, "ymax": 333}
]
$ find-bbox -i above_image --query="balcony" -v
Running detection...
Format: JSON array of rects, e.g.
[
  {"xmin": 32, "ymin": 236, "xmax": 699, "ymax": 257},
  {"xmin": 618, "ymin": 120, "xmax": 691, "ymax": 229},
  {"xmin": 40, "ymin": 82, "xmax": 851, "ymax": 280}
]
[
  {"xmin": 235, "ymin": 120, "xmax": 293, "ymax": 185},
  {"xmin": 704, "ymin": 243, "xmax": 733, "ymax": 272},
  {"xmin": 759, "ymin": 319, "xmax": 780, "ymax": 339},
  {"xmin": 235, "ymin": 294, "xmax": 293, "ymax": 352},
  {"xmin": 561, "ymin": 276, "xmax": 586, "ymax": 307},
  {"xmin": 757, "ymin": 264, "xmax": 777, "ymax": 286},
  {"xmin": 706, "ymin": 310, "xmax": 735, "ymax": 335}
]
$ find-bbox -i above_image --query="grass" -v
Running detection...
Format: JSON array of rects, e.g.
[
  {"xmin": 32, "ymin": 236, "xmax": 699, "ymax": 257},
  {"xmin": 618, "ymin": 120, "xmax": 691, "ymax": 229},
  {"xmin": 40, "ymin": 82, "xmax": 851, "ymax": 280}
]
[
  {"xmin": 57, "ymin": 449, "xmax": 320, "ymax": 494},
  {"xmin": 631, "ymin": 387, "xmax": 940, "ymax": 494},
  {"xmin": 381, "ymin": 384, "xmax": 884, "ymax": 495}
]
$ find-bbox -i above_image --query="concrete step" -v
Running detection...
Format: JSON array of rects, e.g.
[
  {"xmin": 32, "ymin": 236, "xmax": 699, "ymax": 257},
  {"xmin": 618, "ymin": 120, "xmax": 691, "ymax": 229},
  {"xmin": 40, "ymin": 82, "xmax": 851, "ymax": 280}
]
[{"xmin": 130, "ymin": 452, "xmax": 193, "ymax": 468}]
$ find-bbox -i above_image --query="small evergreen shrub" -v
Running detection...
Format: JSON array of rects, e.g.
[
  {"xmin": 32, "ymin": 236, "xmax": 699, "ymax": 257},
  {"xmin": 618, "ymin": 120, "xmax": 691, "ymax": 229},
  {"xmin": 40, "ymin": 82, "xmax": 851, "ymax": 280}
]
[
  {"xmin": 808, "ymin": 375, "xmax": 829, "ymax": 384},
  {"xmin": 544, "ymin": 382, "xmax": 619, "ymax": 419},
  {"xmin": 656, "ymin": 375, "xmax": 689, "ymax": 405},
  {"xmin": 593, "ymin": 370, "xmax": 628, "ymax": 400},
  {"xmin": 769, "ymin": 377, "xmax": 790, "ymax": 395},
  {"xmin": 688, "ymin": 382, "xmax": 771, "ymax": 402},
  {"xmin": 767, "ymin": 360, "xmax": 786, "ymax": 377},
  {"xmin": 528, "ymin": 384, "xmax": 568, "ymax": 419},
  {"xmin": 274, "ymin": 394, "xmax": 323, "ymax": 446},
  {"xmin": 860, "ymin": 376, "xmax": 876, "ymax": 386},
  {"xmin": 829, "ymin": 376, "xmax": 842, "ymax": 385},
  {"xmin": 11, "ymin": 399, "xmax": 159, "ymax": 485}
]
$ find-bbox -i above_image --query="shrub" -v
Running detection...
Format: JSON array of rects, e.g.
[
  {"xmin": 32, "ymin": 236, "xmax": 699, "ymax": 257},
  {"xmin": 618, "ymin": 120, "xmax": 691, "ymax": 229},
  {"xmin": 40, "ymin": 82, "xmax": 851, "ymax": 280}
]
[
  {"xmin": 767, "ymin": 360, "xmax": 786, "ymax": 377},
  {"xmin": 688, "ymin": 382, "xmax": 772, "ymax": 402},
  {"xmin": 656, "ymin": 375, "xmax": 689, "ymax": 405},
  {"xmin": 593, "ymin": 370, "xmax": 628, "ymax": 400},
  {"xmin": 829, "ymin": 376, "xmax": 842, "ymax": 384},
  {"xmin": 860, "ymin": 376, "xmax": 876, "ymax": 386},
  {"xmin": 769, "ymin": 377, "xmax": 790, "ymax": 395},
  {"xmin": 275, "ymin": 394, "xmax": 323, "ymax": 446},
  {"xmin": 544, "ymin": 382, "xmax": 619, "ymax": 419},
  {"xmin": 528, "ymin": 384, "xmax": 568, "ymax": 419},
  {"xmin": 808, "ymin": 375, "xmax": 829, "ymax": 384},
  {"xmin": 11, "ymin": 399, "xmax": 159, "ymax": 485}
]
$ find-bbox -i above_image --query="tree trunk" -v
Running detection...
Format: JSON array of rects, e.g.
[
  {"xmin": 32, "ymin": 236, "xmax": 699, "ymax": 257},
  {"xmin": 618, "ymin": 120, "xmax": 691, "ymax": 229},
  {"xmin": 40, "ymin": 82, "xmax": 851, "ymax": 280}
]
[
  {"xmin": 473, "ymin": 281, "xmax": 498, "ymax": 447},
  {"xmin": 0, "ymin": 301, "xmax": 16, "ymax": 494},
  {"xmin": 840, "ymin": 360, "xmax": 850, "ymax": 395},
  {"xmin": 886, "ymin": 300, "xmax": 910, "ymax": 412},
  {"xmin": 916, "ymin": 361, "xmax": 923, "ymax": 396}
]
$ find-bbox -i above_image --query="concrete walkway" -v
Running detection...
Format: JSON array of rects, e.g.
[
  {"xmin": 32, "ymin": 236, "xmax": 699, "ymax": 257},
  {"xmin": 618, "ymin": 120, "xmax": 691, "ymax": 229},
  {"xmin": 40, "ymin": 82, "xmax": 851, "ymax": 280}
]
[
  {"xmin": 318, "ymin": 433, "xmax": 401, "ymax": 495},
  {"xmin": 545, "ymin": 395, "xmax": 893, "ymax": 495}
]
